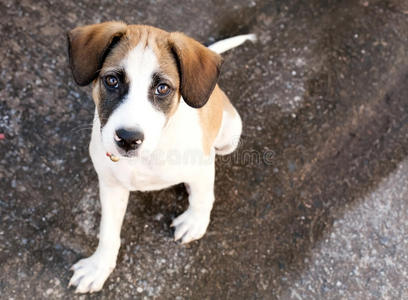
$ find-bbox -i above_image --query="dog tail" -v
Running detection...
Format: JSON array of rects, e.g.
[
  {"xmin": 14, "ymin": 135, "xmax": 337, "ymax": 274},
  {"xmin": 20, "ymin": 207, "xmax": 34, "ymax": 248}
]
[{"xmin": 208, "ymin": 34, "xmax": 257, "ymax": 54}]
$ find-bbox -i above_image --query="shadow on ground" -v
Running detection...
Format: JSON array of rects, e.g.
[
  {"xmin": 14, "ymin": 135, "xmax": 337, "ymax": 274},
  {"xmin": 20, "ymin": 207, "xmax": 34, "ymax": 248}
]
[{"xmin": 1, "ymin": 0, "xmax": 408, "ymax": 299}]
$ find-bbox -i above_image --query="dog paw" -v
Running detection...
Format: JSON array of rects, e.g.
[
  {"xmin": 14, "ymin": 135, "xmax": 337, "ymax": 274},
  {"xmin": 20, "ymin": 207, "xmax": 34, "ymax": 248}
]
[
  {"xmin": 69, "ymin": 253, "xmax": 115, "ymax": 293},
  {"xmin": 171, "ymin": 208, "xmax": 210, "ymax": 244}
]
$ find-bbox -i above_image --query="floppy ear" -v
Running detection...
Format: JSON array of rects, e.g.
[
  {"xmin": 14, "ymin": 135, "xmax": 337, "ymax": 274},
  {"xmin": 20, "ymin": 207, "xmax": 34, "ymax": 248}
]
[
  {"xmin": 169, "ymin": 32, "xmax": 222, "ymax": 108},
  {"xmin": 67, "ymin": 21, "xmax": 127, "ymax": 86}
]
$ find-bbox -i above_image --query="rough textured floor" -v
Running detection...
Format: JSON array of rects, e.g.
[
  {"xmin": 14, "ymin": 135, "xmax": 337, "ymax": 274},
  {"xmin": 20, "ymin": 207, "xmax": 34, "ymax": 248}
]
[{"xmin": 1, "ymin": 0, "xmax": 408, "ymax": 299}]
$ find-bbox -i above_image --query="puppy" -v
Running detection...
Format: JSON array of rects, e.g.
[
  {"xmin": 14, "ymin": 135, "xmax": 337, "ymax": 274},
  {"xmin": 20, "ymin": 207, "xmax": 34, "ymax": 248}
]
[{"xmin": 66, "ymin": 21, "xmax": 255, "ymax": 293}]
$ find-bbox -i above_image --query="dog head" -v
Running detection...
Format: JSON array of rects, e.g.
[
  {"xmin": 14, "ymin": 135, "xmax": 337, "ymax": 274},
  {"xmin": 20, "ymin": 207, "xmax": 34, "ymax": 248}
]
[{"xmin": 67, "ymin": 21, "xmax": 222, "ymax": 157}]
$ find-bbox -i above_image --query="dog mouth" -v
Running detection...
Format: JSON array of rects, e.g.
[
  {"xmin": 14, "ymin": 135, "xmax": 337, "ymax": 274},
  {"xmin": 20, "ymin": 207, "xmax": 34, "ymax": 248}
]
[
  {"xmin": 106, "ymin": 152, "xmax": 120, "ymax": 162},
  {"xmin": 106, "ymin": 145, "xmax": 142, "ymax": 162},
  {"xmin": 106, "ymin": 149, "xmax": 141, "ymax": 162}
]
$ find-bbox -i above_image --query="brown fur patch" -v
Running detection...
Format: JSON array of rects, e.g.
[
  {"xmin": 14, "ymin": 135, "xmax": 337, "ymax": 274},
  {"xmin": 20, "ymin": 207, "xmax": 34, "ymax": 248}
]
[
  {"xmin": 198, "ymin": 85, "xmax": 233, "ymax": 155},
  {"xmin": 91, "ymin": 81, "xmax": 101, "ymax": 106},
  {"xmin": 68, "ymin": 21, "xmax": 127, "ymax": 86},
  {"xmin": 169, "ymin": 32, "xmax": 222, "ymax": 108},
  {"xmin": 99, "ymin": 25, "xmax": 181, "ymax": 118},
  {"xmin": 146, "ymin": 27, "xmax": 181, "ymax": 118}
]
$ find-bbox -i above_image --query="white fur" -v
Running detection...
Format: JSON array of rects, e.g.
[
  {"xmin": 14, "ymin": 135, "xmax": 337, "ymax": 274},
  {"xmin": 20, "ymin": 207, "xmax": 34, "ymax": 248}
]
[
  {"xmin": 209, "ymin": 33, "xmax": 257, "ymax": 54},
  {"xmin": 214, "ymin": 106, "xmax": 242, "ymax": 155},
  {"xmin": 102, "ymin": 45, "xmax": 166, "ymax": 157},
  {"xmin": 69, "ymin": 34, "xmax": 250, "ymax": 293}
]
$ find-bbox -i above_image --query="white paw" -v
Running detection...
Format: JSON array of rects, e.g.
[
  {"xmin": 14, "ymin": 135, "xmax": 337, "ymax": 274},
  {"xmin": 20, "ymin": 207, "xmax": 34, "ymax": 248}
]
[
  {"xmin": 171, "ymin": 208, "xmax": 210, "ymax": 244},
  {"xmin": 68, "ymin": 253, "xmax": 115, "ymax": 293}
]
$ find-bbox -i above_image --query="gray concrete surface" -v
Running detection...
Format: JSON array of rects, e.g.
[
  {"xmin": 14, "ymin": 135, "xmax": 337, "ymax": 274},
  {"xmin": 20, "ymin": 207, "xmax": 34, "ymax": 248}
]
[{"xmin": 1, "ymin": 0, "xmax": 408, "ymax": 299}]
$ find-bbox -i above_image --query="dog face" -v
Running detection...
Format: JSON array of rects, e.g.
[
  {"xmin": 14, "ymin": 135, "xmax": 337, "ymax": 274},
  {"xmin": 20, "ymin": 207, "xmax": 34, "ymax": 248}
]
[
  {"xmin": 95, "ymin": 32, "xmax": 179, "ymax": 157},
  {"xmin": 68, "ymin": 22, "xmax": 222, "ymax": 157}
]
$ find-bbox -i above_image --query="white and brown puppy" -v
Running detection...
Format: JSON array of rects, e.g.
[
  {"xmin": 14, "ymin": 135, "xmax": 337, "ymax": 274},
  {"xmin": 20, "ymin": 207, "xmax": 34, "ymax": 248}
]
[{"xmin": 66, "ymin": 21, "xmax": 255, "ymax": 293}]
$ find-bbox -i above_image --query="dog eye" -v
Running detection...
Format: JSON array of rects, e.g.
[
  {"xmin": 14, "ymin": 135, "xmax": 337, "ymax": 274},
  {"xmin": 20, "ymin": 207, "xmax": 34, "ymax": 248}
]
[
  {"xmin": 155, "ymin": 84, "xmax": 170, "ymax": 97},
  {"xmin": 104, "ymin": 75, "xmax": 119, "ymax": 89}
]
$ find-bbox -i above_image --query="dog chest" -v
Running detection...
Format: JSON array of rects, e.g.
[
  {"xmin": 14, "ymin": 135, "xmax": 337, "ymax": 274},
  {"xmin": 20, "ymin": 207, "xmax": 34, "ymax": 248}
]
[{"xmin": 109, "ymin": 160, "xmax": 181, "ymax": 191}]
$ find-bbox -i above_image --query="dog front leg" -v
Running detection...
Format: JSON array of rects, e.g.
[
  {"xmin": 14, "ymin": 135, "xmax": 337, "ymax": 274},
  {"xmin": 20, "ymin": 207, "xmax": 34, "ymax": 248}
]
[
  {"xmin": 171, "ymin": 164, "xmax": 215, "ymax": 244},
  {"xmin": 69, "ymin": 179, "xmax": 129, "ymax": 293}
]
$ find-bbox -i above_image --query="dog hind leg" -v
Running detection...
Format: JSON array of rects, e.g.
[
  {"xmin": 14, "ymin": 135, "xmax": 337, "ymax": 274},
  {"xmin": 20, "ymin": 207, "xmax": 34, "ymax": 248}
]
[{"xmin": 214, "ymin": 103, "xmax": 242, "ymax": 155}]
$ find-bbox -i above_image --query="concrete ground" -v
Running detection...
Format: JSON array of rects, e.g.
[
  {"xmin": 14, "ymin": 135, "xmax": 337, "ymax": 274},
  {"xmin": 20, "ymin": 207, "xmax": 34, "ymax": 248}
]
[{"xmin": 1, "ymin": 0, "xmax": 408, "ymax": 299}]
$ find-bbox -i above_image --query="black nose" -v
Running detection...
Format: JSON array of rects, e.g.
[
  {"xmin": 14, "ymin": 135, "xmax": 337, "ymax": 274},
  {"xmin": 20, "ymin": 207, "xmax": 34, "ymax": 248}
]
[{"xmin": 115, "ymin": 128, "xmax": 144, "ymax": 151}]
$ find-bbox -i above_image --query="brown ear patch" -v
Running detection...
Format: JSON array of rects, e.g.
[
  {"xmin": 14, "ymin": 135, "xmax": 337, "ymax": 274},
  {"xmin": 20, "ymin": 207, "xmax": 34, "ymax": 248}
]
[
  {"xmin": 67, "ymin": 21, "xmax": 128, "ymax": 86},
  {"xmin": 169, "ymin": 32, "xmax": 222, "ymax": 108}
]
